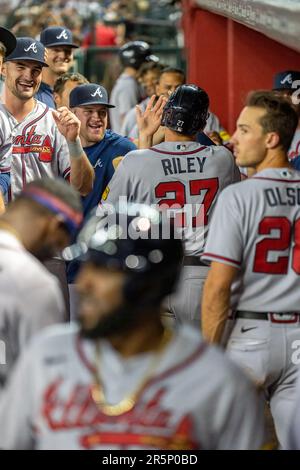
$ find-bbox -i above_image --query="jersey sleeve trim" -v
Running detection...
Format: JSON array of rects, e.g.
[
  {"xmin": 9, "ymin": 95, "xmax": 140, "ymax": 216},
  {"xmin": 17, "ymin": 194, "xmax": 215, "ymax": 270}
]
[
  {"xmin": 201, "ymin": 252, "xmax": 241, "ymax": 268},
  {"xmin": 253, "ymin": 176, "xmax": 300, "ymax": 183},
  {"xmin": 150, "ymin": 146, "xmax": 206, "ymax": 156},
  {"xmin": 0, "ymin": 167, "xmax": 11, "ymax": 173},
  {"xmin": 62, "ymin": 167, "xmax": 71, "ymax": 180}
]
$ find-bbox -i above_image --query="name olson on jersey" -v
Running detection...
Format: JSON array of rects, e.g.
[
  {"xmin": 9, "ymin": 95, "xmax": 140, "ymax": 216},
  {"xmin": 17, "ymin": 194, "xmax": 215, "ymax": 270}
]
[{"xmin": 264, "ymin": 187, "xmax": 300, "ymax": 207}]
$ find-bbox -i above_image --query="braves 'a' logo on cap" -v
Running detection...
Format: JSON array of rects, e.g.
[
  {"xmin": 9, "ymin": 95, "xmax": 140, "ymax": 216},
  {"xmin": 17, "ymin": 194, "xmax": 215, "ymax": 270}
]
[
  {"xmin": 24, "ymin": 42, "xmax": 38, "ymax": 53},
  {"xmin": 56, "ymin": 30, "xmax": 69, "ymax": 40},
  {"xmin": 281, "ymin": 73, "xmax": 293, "ymax": 85},
  {"xmin": 91, "ymin": 87, "xmax": 103, "ymax": 98}
]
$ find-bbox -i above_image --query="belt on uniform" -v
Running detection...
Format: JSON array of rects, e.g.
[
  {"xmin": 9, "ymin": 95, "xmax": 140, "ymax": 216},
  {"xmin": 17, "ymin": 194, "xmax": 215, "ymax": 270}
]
[
  {"xmin": 236, "ymin": 310, "xmax": 300, "ymax": 323},
  {"xmin": 183, "ymin": 256, "xmax": 207, "ymax": 267}
]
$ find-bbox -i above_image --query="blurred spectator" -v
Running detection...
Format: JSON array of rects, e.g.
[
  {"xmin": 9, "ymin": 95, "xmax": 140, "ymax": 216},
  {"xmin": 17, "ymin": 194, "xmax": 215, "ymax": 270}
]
[{"xmin": 82, "ymin": 20, "xmax": 117, "ymax": 47}]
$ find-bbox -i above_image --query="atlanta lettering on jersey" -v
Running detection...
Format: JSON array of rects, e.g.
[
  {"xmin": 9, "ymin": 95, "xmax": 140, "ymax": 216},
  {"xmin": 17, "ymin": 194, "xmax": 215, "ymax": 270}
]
[
  {"xmin": 265, "ymin": 187, "xmax": 300, "ymax": 206},
  {"xmin": 161, "ymin": 157, "xmax": 206, "ymax": 176},
  {"xmin": 12, "ymin": 125, "xmax": 53, "ymax": 162}
]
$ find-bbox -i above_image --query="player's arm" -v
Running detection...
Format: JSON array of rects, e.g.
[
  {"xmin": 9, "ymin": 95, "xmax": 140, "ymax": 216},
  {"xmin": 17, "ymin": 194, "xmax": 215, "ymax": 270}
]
[
  {"xmin": 201, "ymin": 262, "xmax": 238, "ymax": 344},
  {"xmin": 136, "ymin": 95, "xmax": 167, "ymax": 149},
  {"xmin": 0, "ymin": 192, "xmax": 5, "ymax": 214},
  {"xmin": 0, "ymin": 174, "xmax": 10, "ymax": 214},
  {"xmin": 53, "ymin": 107, "xmax": 94, "ymax": 196}
]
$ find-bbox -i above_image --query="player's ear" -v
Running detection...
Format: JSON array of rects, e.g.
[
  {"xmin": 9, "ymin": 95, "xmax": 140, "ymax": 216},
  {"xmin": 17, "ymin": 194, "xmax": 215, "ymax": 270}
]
[
  {"xmin": 53, "ymin": 92, "xmax": 61, "ymax": 108},
  {"xmin": 265, "ymin": 131, "xmax": 280, "ymax": 149},
  {"xmin": 1, "ymin": 62, "xmax": 7, "ymax": 78},
  {"xmin": 47, "ymin": 215, "xmax": 70, "ymax": 250}
]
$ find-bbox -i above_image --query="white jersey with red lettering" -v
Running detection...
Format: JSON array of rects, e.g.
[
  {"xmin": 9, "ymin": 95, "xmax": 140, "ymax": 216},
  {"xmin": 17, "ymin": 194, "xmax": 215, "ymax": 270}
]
[
  {"xmin": 202, "ymin": 167, "xmax": 300, "ymax": 312},
  {"xmin": 99, "ymin": 141, "xmax": 239, "ymax": 326},
  {"xmin": 0, "ymin": 100, "xmax": 71, "ymax": 199},
  {"xmin": 0, "ymin": 323, "xmax": 267, "ymax": 450}
]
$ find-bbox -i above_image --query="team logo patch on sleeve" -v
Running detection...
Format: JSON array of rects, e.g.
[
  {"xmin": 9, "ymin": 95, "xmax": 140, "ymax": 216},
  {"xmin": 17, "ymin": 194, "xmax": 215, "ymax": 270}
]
[{"xmin": 101, "ymin": 186, "xmax": 110, "ymax": 201}]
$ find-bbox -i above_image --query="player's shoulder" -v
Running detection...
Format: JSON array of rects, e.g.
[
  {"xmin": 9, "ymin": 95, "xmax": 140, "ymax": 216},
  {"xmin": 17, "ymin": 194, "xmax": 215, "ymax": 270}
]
[
  {"xmin": 3, "ymin": 246, "xmax": 61, "ymax": 296},
  {"xmin": 105, "ymin": 130, "xmax": 136, "ymax": 151},
  {"xmin": 28, "ymin": 322, "xmax": 79, "ymax": 354},
  {"xmin": 206, "ymin": 144, "xmax": 235, "ymax": 163}
]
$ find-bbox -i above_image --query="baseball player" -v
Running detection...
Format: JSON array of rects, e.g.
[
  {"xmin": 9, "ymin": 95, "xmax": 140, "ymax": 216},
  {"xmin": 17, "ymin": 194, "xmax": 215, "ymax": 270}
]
[
  {"xmin": 66, "ymin": 83, "xmax": 136, "ymax": 314},
  {"xmin": 120, "ymin": 61, "xmax": 165, "ymax": 137},
  {"xmin": 36, "ymin": 26, "xmax": 79, "ymax": 109},
  {"xmin": 100, "ymin": 85, "xmax": 240, "ymax": 326},
  {"xmin": 0, "ymin": 177, "xmax": 82, "ymax": 391},
  {"xmin": 129, "ymin": 67, "xmax": 229, "ymax": 148},
  {"xmin": 110, "ymin": 41, "xmax": 159, "ymax": 134},
  {"xmin": 272, "ymin": 70, "xmax": 300, "ymax": 162},
  {"xmin": 0, "ymin": 26, "xmax": 16, "ymax": 213},
  {"xmin": 0, "ymin": 205, "xmax": 267, "ymax": 449},
  {"xmin": 201, "ymin": 90, "xmax": 300, "ymax": 449},
  {"xmin": 0, "ymin": 37, "xmax": 94, "ymax": 201}
]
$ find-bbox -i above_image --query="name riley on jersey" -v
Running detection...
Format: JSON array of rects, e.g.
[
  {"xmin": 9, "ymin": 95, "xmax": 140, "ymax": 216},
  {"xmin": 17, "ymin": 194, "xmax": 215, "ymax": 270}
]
[{"xmin": 161, "ymin": 156, "xmax": 206, "ymax": 175}]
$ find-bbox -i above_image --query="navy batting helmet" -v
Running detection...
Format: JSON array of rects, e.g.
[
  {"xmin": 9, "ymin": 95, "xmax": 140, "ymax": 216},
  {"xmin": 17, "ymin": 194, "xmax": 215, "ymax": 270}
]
[
  {"xmin": 119, "ymin": 41, "xmax": 159, "ymax": 70},
  {"xmin": 64, "ymin": 204, "xmax": 183, "ymax": 307},
  {"xmin": 161, "ymin": 84, "xmax": 210, "ymax": 136}
]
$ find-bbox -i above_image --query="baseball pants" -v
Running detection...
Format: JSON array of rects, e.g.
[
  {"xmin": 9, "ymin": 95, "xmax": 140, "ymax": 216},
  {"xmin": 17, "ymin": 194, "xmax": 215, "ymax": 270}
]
[
  {"xmin": 165, "ymin": 264, "xmax": 209, "ymax": 329},
  {"xmin": 225, "ymin": 312, "xmax": 300, "ymax": 449}
]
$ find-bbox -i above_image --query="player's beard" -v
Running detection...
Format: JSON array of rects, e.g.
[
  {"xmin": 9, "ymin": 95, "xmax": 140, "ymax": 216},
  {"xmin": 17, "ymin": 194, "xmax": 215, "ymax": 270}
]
[
  {"xmin": 14, "ymin": 80, "xmax": 38, "ymax": 100},
  {"xmin": 78, "ymin": 301, "xmax": 144, "ymax": 339}
]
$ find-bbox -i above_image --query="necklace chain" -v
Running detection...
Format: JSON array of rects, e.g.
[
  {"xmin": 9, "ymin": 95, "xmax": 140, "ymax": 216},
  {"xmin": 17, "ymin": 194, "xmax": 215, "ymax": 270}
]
[{"xmin": 90, "ymin": 328, "xmax": 173, "ymax": 416}]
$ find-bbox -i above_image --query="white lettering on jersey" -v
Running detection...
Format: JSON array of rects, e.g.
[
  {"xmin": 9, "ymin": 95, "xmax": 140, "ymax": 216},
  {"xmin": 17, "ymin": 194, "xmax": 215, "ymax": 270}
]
[
  {"xmin": 24, "ymin": 43, "xmax": 37, "ymax": 53},
  {"xmin": 91, "ymin": 87, "xmax": 103, "ymax": 98},
  {"xmin": 281, "ymin": 73, "xmax": 293, "ymax": 85},
  {"xmin": 291, "ymin": 80, "xmax": 300, "ymax": 106},
  {"xmin": 56, "ymin": 30, "xmax": 69, "ymax": 40}
]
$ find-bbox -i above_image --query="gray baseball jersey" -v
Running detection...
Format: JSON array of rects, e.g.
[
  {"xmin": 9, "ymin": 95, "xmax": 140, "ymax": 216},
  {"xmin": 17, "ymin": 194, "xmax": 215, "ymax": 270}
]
[
  {"xmin": 0, "ymin": 230, "xmax": 65, "ymax": 391},
  {"xmin": 101, "ymin": 142, "xmax": 240, "ymax": 256},
  {"xmin": 110, "ymin": 73, "xmax": 144, "ymax": 134},
  {"xmin": 0, "ymin": 100, "xmax": 71, "ymax": 199},
  {"xmin": 0, "ymin": 323, "xmax": 267, "ymax": 449},
  {"xmin": 100, "ymin": 141, "xmax": 239, "ymax": 325},
  {"xmin": 202, "ymin": 167, "xmax": 300, "ymax": 448},
  {"xmin": 202, "ymin": 167, "xmax": 300, "ymax": 312}
]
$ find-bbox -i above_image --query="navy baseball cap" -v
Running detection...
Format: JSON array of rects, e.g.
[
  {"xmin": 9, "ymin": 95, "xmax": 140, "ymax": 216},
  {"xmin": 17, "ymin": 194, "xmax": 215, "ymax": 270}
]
[
  {"xmin": 0, "ymin": 26, "xmax": 16, "ymax": 57},
  {"xmin": 5, "ymin": 37, "xmax": 48, "ymax": 66},
  {"xmin": 70, "ymin": 83, "xmax": 115, "ymax": 108},
  {"xmin": 40, "ymin": 26, "xmax": 79, "ymax": 49},
  {"xmin": 273, "ymin": 71, "xmax": 300, "ymax": 90}
]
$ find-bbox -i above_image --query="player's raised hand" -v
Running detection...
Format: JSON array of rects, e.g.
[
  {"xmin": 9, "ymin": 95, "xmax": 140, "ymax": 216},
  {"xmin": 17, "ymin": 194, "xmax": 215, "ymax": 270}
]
[
  {"xmin": 52, "ymin": 107, "xmax": 81, "ymax": 142},
  {"xmin": 136, "ymin": 95, "xmax": 167, "ymax": 137}
]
